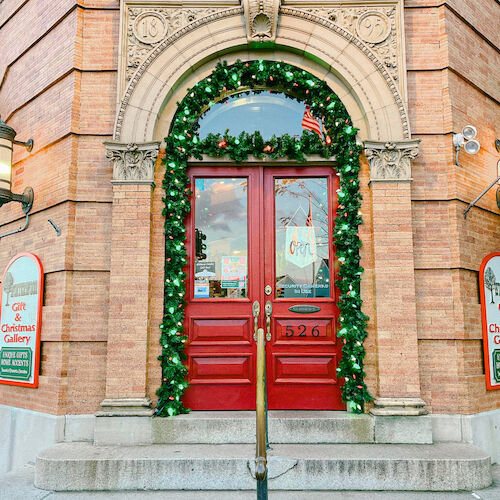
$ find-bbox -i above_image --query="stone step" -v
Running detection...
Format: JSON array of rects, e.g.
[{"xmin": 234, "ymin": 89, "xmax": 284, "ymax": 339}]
[
  {"xmin": 151, "ymin": 411, "xmax": 375, "ymax": 444},
  {"xmin": 35, "ymin": 442, "xmax": 491, "ymax": 492}
]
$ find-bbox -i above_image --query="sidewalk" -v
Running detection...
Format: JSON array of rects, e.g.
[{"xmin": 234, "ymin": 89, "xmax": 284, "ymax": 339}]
[{"xmin": 1, "ymin": 464, "xmax": 499, "ymax": 500}]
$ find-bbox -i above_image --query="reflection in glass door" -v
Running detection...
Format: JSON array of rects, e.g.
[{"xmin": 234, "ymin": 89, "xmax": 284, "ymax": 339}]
[
  {"xmin": 194, "ymin": 178, "xmax": 248, "ymax": 299},
  {"xmin": 275, "ymin": 178, "xmax": 330, "ymax": 299}
]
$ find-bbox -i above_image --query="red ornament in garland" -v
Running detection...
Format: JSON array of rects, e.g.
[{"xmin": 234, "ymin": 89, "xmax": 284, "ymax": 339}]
[
  {"xmin": 263, "ymin": 145, "xmax": 273, "ymax": 152},
  {"xmin": 325, "ymin": 135, "xmax": 332, "ymax": 146},
  {"xmin": 218, "ymin": 139, "xmax": 227, "ymax": 149}
]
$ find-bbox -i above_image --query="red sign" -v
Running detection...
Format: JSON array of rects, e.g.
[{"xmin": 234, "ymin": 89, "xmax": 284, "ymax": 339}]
[
  {"xmin": 0, "ymin": 253, "xmax": 43, "ymax": 388},
  {"xmin": 479, "ymin": 252, "xmax": 500, "ymax": 390}
]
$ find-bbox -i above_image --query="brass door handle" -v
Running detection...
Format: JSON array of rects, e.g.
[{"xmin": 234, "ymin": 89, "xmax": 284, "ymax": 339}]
[
  {"xmin": 253, "ymin": 300, "xmax": 260, "ymax": 341},
  {"xmin": 265, "ymin": 300, "xmax": 272, "ymax": 342}
]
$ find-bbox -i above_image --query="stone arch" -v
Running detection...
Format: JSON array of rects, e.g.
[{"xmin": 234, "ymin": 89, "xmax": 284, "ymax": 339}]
[{"xmin": 114, "ymin": 7, "xmax": 410, "ymax": 144}]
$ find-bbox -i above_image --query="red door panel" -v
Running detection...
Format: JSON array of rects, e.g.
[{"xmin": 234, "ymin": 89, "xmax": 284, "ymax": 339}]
[
  {"xmin": 182, "ymin": 167, "xmax": 259, "ymax": 410},
  {"xmin": 263, "ymin": 167, "xmax": 344, "ymax": 410},
  {"xmin": 182, "ymin": 165, "xmax": 344, "ymax": 410}
]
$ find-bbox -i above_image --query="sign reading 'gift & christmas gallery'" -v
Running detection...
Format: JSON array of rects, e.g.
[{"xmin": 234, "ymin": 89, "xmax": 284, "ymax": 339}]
[
  {"xmin": 0, "ymin": 253, "xmax": 43, "ymax": 388},
  {"xmin": 480, "ymin": 252, "xmax": 500, "ymax": 390}
]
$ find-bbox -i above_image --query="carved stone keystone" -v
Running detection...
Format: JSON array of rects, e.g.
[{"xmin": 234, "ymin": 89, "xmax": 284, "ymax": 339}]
[
  {"xmin": 105, "ymin": 141, "xmax": 160, "ymax": 185},
  {"xmin": 242, "ymin": 0, "xmax": 281, "ymax": 42},
  {"xmin": 364, "ymin": 139, "xmax": 420, "ymax": 182}
]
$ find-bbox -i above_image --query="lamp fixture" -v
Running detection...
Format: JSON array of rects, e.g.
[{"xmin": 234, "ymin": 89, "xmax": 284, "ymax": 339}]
[
  {"xmin": 0, "ymin": 116, "xmax": 34, "ymax": 213},
  {"xmin": 453, "ymin": 125, "xmax": 481, "ymax": 166}
]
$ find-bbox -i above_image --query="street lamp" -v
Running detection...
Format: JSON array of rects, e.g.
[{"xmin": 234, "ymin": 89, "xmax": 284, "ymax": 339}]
[{"xmin": 0, "ymin": 116, "xmax": 34, "ymax": 213}]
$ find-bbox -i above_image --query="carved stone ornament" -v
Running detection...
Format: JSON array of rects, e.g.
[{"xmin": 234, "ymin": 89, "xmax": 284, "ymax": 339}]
[
  {"xmin": 126, "ymin": 6, "xmax": 228, "ymax": 84},
  {"xmin": 296, "ymin": 5, "xmax": 399, "ymax": 85},
  {"xmin": 105, "ymin": 141, "xmax": 160, "ymax": 185},
  {"xmin": 364, "ymin": 139, "xmax": 420, "ymax": 182},
  {"xmin": 242, "ymin": 0, "xmax": 281, "ymax": 42}
]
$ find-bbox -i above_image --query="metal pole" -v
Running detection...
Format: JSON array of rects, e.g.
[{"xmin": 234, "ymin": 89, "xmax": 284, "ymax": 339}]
[
  {"xmin": 255, "ymin": 327, "xmax": 268, "ymax": 500},
  {"xmin": 463, "ymin": 175, "xmax": 500, "ymax": 219},
  {"xmin": 265, "ymin": 369, "xmax": 269, "ymax": 450},
  {"xmin": 257, "ymin": 476, "xmax": 268, "ymax": 500}
]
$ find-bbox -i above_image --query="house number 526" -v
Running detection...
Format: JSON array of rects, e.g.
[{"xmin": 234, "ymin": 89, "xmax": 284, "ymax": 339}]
[{"xmin": 285, "ymin": 325, "xmax": 320, "ymax": 337}]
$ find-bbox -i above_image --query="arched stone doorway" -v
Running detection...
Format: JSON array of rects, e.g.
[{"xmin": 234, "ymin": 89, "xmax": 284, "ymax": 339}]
[{"xmin": 101, "ymin": 1, "xmax": 426, "ymax": 421}]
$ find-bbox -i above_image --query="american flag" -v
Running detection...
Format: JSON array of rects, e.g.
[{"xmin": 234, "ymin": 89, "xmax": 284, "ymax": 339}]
[
  {"xmin": 302, "ymin": 105, "xmax": 322, "ymax": 137},
  {"xmin": 306, "ymin": 193, "xmax": 314, "ymax": 227}
]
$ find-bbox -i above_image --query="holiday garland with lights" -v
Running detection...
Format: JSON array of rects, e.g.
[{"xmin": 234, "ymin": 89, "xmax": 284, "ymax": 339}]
[{"xmin": 156, "ymin": 59, "xmax": 372, "ymax": 416}]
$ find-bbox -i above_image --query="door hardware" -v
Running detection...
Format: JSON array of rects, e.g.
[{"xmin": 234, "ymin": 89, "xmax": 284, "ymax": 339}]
[
  {"xmin": 253, "ymin": 300, "xmax": 260, "ymax": 341},
  {"xmin": 264, "ymin": 285, "xmax": 272, "ymax": 296},
  {"xmin": 265, "ymin": 300, "xmax": 272, "ymax": 342},
  {"xmin": 288, "ymin": 305, "xmax": 321, "ymax": 314}
]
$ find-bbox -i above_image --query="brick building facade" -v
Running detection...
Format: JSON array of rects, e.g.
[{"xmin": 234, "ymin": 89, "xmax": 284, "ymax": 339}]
[{"xmin": 0, "ymin": 0, "xmax": 499, "ymax": 479}]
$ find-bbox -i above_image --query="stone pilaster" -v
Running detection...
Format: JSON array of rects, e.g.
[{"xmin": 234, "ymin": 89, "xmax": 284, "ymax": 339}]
[
  {"xmin": 364, "ymin": 139, "xmax": 427, "ymax": 417},
  {"xmin": 98, "ymin": 141, "xmax": 160, "ymax": 427}
]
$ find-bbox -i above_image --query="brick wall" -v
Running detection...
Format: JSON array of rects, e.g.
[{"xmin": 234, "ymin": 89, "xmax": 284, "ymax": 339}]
[
  {"xmin": 405, "ymin": 0, "xmax": 500, "ymax": 413},
  {"xmin": 0, "ymin": 0, "xmax": 498, "ymax": 417},
  {"xmin": 0, "ymin": 1, "xmax": 119, "ymax": 415}
]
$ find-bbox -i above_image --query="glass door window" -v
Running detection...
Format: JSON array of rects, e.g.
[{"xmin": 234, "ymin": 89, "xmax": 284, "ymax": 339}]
[
  {"xmin": 194, "ymin": 178, "xmax": 248, "ymax": 299},
  {"xmin": 274, "ymin": 178, "xmax": 330, "ymax": 299}
]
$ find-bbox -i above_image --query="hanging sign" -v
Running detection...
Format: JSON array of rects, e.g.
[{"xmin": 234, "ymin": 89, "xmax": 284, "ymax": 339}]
[
  {"xmin": 0, "ymin": 253, "xmax": 43, "ymax": 388},
  {"xmin": 285, "ymin": 226, "xmax": 316, "ymax": 268},
  {"xmin": 479, "ymin": 252, "xmax": 500, "ymax": 390}
]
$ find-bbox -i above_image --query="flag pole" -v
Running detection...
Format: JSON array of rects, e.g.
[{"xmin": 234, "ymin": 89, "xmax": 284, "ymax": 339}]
[{"xmin": 307, "ymin": 193, "xmax": 316, "ymax": 298}]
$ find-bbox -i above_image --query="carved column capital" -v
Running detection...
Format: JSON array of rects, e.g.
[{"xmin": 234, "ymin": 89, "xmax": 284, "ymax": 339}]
[
  {"xmin": 364, "ymin": 139, "xmax": 420, "ymax": 182},
  {"xmin": 242, "ymin": 0, "xmax": 281, "ymax": 42},
  {"xmin": 105, "ymin": 141, "xmax": 161, "ymax": 185}
]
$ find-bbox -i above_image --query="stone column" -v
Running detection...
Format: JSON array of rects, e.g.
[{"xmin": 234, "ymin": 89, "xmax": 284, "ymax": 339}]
[
  {"xmin": 364, "ymin": 140, "xmax": 428, "ymax": 420},
  {"xmin": 94, "ymin": 142, "xmax": 160, "ymax": 445}
]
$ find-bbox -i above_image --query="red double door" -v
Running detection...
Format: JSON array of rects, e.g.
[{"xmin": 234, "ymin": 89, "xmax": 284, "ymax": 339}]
[{"xmin": 183, "ymin": 165, "xmax": 344, "ymax": 410}]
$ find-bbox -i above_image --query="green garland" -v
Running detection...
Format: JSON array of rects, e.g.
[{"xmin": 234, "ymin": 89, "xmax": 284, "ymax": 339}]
[{"xmin": 156, "ymin": 60, "xmax": 372, "ymax": 416}]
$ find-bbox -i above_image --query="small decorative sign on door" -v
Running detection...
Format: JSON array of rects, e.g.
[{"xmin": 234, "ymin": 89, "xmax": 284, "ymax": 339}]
[
  {"xmin": 285, "ymin": 226, "xmax": 316, "ymax": 268},
  {"xmin": 221, "ymin": 256, "xmax": 247, "ymax": 288},
  {"xmin": 0, "ymin": 253, "xmax": 43, "ymax": 388},
  {"xmin": 479, "ymin": 252, "xmax": 500, "ymax": 390}
]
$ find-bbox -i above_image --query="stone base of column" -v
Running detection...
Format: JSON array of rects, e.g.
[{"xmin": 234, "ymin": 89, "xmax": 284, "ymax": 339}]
[
  {"xmin": 370, "ymin": 398, "xmax": 431, "ymax": 444},
  {"xmin": 96, "ymin": 398, "xmax": 154, "ymax": 417},
  {"xmin": 94, "ymin": 398, "xmax": 154, "ymax": 445},
  {"xmin": 370, "ymin": 397, "xmax": 428, "ymax": 416}
]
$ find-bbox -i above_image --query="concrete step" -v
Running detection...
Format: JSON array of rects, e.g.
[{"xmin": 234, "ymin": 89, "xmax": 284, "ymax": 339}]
[
  {"xmin": 152, "ymin": 411, "xmax": 375, "ymax": 444},
  {"xmin": 35, "ymin": 442, "xmax": 491, "ymax": 492}
]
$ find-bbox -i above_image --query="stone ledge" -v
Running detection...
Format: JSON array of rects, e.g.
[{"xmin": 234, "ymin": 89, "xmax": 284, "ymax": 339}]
[
  {"xmin": 374, "ymin": 415, "xmax": 432, "ymax": 444},
  {"xmin": 96, "ymin": 398, "xmax": 154, "ymax": 417},
  {"xmin": 153, "ymin": 410, "xmax": 374, "ymax": 444},
  {"xmin": 370, "ymin": 397, "xmax": 428, "ymax": 416},
  {"xmin": 35, "ymin": 442, "xmax": 491, "ymax": 492}
]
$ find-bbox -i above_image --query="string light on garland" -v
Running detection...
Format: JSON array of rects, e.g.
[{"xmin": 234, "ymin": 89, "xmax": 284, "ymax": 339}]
[{"xmin": 156, "ymin": 59, "xmax": 372, "ymax": 417}]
